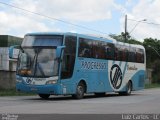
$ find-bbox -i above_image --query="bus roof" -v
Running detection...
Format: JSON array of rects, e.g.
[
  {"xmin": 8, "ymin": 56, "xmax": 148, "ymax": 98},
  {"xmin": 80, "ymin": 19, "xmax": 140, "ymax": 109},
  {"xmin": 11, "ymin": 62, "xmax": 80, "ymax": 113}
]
[
  {"xmin": 25, "ymin": 32, "xmax": 144, "ymax": 49},
  {"xmin": 26, "ymin": 32, "xmax": 115, "ymax": 43}
]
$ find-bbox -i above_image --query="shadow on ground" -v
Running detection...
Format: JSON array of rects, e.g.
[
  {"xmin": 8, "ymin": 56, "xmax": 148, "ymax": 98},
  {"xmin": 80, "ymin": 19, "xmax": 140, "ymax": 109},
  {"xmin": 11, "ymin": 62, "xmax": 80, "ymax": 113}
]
[{"xmin": 23, "ymin": 92, "xmax": 140, "ymax": 101}]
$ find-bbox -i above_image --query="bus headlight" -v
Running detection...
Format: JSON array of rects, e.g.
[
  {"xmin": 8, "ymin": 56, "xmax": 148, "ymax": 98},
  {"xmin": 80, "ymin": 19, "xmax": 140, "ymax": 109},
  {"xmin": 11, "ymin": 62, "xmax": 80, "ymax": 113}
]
[{"xmin": 46, "ymin": 80, "xmax": 57, "ymax": 84}]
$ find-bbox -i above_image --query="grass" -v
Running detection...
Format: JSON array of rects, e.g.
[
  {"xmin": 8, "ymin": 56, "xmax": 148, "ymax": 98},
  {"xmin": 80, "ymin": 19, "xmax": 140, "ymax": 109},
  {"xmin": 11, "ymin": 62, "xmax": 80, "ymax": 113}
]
[
  {"xmin": 145, "ymin": 83, "xmax": 160, "ymax": 89},
  {"xmin": 0, "ymin": 88, "xmax": 36, "ymax": 96}
]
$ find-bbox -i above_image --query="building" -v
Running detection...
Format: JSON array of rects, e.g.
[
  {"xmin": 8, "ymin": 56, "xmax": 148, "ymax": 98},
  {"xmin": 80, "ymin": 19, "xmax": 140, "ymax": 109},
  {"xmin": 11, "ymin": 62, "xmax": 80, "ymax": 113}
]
[{"xmin": 0, "ymin": 35, "xmax": 22, "ymax": 89}]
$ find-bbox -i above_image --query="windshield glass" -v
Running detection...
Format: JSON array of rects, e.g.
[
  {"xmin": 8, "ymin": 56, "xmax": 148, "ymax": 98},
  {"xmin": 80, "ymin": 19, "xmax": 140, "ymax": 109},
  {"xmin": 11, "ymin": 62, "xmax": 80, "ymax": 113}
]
[
  {"xmin": 17, "ymin": 48, "xmax": 59, "ymax": 78},
  {"xmin": 17, "ymin": 35, "xmax": 63, "ymax": 78}
]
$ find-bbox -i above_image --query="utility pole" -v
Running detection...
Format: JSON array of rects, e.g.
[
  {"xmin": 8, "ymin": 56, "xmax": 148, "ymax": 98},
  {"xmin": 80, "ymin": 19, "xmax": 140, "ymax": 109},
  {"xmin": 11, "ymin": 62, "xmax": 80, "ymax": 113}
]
[
  {"xmin": 124, "ymin": 15, "xmax": 146, "ymax": 42},
  {"xmin": 124, "ymin": 15, "xmax": 127, "ymax": 42}
]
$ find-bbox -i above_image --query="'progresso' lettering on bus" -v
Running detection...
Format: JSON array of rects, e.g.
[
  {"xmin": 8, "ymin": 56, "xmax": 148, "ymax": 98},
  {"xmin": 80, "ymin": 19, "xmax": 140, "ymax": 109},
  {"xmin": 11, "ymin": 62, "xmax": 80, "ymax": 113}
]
[{"xmin": 81, "ymin": 61, "xmax": 107, "ymax": 70}]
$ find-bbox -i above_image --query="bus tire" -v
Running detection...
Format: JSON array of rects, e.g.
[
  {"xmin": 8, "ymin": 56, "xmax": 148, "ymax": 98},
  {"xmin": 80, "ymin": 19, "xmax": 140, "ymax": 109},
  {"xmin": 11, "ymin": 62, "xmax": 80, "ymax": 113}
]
[
  {"xmin": 72, "ymin": 82, "xmax": 85, "ymax": 99},
  {"xmin": 39, "ymin": 94, "xmax": 50, "ymax": 99},
  {"xmin": 119, "ymin": 81, "xmax": 132, "ymax": 96}
]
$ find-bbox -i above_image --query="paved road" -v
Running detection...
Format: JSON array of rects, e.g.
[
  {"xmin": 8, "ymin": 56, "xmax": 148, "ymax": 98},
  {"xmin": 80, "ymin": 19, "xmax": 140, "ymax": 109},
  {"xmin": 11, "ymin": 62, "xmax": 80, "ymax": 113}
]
[{"xmin": 0, "ymin": 88, "xmax": 160, "ymax": 114}]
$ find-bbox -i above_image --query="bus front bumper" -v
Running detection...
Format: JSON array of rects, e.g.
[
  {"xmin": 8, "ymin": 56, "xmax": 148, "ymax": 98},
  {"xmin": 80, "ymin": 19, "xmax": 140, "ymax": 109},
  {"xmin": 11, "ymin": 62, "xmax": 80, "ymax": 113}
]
[{"xmin": 16, "ymin": 83, "xmax": 63, "ymax": 95}]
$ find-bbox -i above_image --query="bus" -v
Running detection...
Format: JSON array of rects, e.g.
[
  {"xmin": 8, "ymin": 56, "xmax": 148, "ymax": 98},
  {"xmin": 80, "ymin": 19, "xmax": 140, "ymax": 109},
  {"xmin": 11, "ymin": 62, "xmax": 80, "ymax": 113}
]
[{"xmin": 9, "ymin": 32, "xmax": 146, "ymax": 99}]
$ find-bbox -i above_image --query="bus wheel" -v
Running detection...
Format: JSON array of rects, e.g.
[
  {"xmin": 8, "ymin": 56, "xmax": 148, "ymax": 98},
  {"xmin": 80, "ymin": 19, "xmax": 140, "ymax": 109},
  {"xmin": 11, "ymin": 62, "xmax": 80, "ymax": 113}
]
[
  {"xmin": 38, "ymin": 94, "xmax": 50, "ymax": 99},
  {"xmin": 126, "ymin": 81, "xmax": 132, "ymax": 95},
  {"xmin": 119, "ymin": 81, "xmax": 132, "ymax": 96},
  {"xmin": 73, "ymin": 82, "xmax": 85, "ymax": 99}
]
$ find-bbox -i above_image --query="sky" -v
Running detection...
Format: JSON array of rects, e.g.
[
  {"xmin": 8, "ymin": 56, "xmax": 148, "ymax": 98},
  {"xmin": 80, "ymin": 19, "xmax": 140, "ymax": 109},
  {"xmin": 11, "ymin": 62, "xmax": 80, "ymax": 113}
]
[{"xmin": 0, "ymin": 0, "xmax": 160, "ymax": 41}]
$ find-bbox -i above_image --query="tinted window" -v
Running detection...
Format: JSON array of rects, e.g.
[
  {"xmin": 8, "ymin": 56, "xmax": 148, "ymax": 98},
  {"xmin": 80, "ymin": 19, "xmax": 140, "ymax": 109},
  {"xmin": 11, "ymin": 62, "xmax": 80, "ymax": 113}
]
[
  {"xmin": 104, "ymin": 43, "xmax": 115, "ymax": 60},
  {"xmin": 128, "ymin": 47, "xmax": 136, "ymax": 62},
  {"xmin": 78, "ymin": 38, "xmax": 115, "ymax": 60},
  {"xmin": 136, "ymin": 48, "xmax": 144, "ymax": 63},
  {"xmin": 79, "ymin": 38, "xmax": 92, "ymax": 58},
  {"xmin": 78, "ymin": 37, "xmax": 144, "ymax": 63},
  {"xmin": 61, "ymin": 36, "xmax": 77, "ymax": 79},
  {"xmin": 115, "ymin": 45, "xmax": 124, "ymax": 61}
]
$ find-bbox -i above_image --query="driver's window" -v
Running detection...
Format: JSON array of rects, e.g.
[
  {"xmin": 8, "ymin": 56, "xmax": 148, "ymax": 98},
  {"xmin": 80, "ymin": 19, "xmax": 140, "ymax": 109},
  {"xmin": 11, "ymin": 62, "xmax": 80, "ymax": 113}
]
[{"xmin": 61, "ymin": 36, "xmax": 77, "ymax": 79}]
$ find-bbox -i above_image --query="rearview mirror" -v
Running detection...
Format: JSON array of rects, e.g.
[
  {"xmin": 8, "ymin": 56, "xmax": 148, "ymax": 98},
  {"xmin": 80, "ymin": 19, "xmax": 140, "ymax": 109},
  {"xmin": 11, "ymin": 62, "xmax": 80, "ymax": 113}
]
[
  {"xmin": 9, "ymin": 45, "xmax": 20, "ymax": 59},
  {"xmin": 56, "ymin": 46, "xmax": 66, "ymax": 58}
]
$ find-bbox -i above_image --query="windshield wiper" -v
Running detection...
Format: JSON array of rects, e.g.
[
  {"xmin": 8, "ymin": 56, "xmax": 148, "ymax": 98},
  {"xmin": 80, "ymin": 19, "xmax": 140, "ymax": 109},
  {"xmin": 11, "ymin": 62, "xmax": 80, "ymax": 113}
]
[
  {"xmin": 33, "ymin": 48, "xmax": 46, "ymax": 77},
  {"xmin": 33, "ymin": 51, "xmax": 38, "ymax": 77}
]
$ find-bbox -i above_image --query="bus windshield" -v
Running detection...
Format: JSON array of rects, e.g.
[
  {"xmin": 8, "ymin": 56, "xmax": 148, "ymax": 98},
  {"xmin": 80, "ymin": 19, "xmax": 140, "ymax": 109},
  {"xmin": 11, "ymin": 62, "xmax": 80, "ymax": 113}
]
[
  {"xmin": 22, "ymin": 35, "xmax": 63, "ymax": 47},
  {"xmin": 17, "ymin": 47, "xmax": 59, "ymax": 78}
]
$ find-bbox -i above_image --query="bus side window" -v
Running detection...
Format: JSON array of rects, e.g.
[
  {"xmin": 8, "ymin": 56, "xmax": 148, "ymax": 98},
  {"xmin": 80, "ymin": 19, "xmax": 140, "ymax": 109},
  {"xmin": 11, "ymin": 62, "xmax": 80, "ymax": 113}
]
[
  {"xmin": 136, "ymin": 48, "xmax": 144, "ymax": 63},
  {"xmin": 92, "ymin": 41, "xmax": 99, "ymax": 58},
  {"xmin": 98, "ymin": 42, "xmax": 106, "ymax": 59},
  {"xmin": 141, "ymin": 49, "xmax": 144, "ymax": 63},
  {"xmin": 78, "ymin": 38, "xmax": 92, "ymax": 58},
  {"xmin": 115, "ymin": 46, "xmax": 119, "ymax": 61},
  {"xmin": 128, "ymin": 47, "xmax": 136, "ymax": 62},
  {"xmin": 105, "ymin": 43, "xmax": 114, "ymax": 60},
  {"xmin": 61, "ymin": 36, "xmax": 77, "ymax": 79}
]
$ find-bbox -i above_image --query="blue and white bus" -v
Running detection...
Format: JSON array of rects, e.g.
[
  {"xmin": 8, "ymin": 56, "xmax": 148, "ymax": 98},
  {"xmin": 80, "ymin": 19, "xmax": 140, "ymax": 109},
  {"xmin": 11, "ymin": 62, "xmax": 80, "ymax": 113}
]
[{"xmin": 10, "ymin": 32, "xmax": 146, "ymax": 99}]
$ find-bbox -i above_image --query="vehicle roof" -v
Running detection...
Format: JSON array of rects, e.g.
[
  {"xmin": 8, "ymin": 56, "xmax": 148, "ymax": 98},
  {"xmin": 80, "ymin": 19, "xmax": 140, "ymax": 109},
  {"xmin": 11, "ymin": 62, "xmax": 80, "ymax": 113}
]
[
  {"xmin": 25, "ymin": 32, "xmax": 145, "ymax": 49},
  {"xmin": 26, "ymin": 32, "xmax": 114, "ymax": 42}
]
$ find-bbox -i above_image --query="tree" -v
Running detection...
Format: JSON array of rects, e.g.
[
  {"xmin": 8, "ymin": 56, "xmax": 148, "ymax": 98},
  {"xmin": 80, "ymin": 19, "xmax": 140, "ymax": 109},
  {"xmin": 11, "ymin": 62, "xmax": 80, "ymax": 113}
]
[
  {"xmin": 143, "ymin": 38, "xmax": 160, "ymax": 83},
  {"xmin": 143, "ymin": 38, "xmax": 160, "ymax": 67},
  {"xmin": 109, "ymin": 32, "xmax": 142, "ymax": 45},
  {"xmin": 109, "ymin": 33, "xmax": 125, "ymax": 42}
]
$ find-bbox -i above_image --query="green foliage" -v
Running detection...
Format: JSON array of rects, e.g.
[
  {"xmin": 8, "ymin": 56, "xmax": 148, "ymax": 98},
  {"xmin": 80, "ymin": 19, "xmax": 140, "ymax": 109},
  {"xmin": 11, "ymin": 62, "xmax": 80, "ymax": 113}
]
[
  {"xmin": 0, "ymin": 88, "xmax": 36, "ymax": 96},
  {"xmin": 109, "ymin": 32, "xmax": 142, "ymax": 45},
  {"xmin": 0, "ymin": 35, "xmax": 22, "ymax": 47},
  {"xmin": 109, "ymin": 33, "xmax": 125, "ymax": 42},
  {"xmin": 152, "ymin": 60, "xmax": 160, "ymax": 83},
  {"xmin": 127, "ymin": 39, "xmax": 143, "ymax": 45},
  {"xmin": 145, "ymin": 83, "xmax": 160, "ymax": 89},
  {"xmin": 143, "ymin": 38, "xmax": 160, "ymax": 67}
]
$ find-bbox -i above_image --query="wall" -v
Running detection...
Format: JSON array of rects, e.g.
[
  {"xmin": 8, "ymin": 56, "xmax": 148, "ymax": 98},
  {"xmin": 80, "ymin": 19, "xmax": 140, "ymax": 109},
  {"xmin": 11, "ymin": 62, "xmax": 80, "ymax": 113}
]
[
  {"xmin": 0, "ymin": 71, "xmax": 16, "ymax": 89},
  {"xmin": 0, "ymin": 47, "xmax": 18, "ymax": 89},
  {"xmin": 0, "ymin": 35, "xmax": 22, "ymax": 89}
]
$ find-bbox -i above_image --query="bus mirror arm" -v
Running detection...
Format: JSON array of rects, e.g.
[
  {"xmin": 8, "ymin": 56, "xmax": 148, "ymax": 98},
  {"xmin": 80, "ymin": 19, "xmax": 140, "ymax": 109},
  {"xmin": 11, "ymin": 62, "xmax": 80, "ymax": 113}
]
[
  {"xmin": 54, "ymin": 58, "xmax": 62, "ymax": 63},
  {"xmin": 9, "ymin": 45, "xmax": 20, "ymax": 59},
  {"xmin": 56, "ymin": 46, "xmax": 66, "ymax": 58}
]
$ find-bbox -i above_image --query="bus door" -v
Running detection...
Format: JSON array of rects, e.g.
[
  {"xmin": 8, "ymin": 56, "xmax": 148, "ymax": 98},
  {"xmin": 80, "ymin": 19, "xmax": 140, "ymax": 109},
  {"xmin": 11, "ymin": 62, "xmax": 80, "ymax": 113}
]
[{"xmin": 60, "ymin": 35, "xmax": 77, "ymax": 94}]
